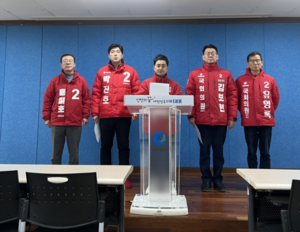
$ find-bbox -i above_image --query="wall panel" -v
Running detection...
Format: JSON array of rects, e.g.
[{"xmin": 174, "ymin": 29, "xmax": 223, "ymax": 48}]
[
  {"xmin": 264, "ymin": 23, "xmax": 300, "ymax": 168},
  {"xmin": 0, "ymin": 26, "xmax": 42, "ymax": 164},
  {"xmin": 0, "ymin": 26, "xmax": 6, "ymax": 144}
]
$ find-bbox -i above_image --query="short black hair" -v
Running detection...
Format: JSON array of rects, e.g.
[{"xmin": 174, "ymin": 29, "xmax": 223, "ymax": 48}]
[
  {"xmin": 202, "ymin": 44, "xmax": 218, "ymax": 55},
  {"xmin": 247, "ymin": 52, "xmax": 263, "ymax": 62},
  {"xmin": 60, "ymin": 54, "xmax": 75, "ymax": 63},
  {"xmin": 108, "ymin": 43, "xmax": 123, "ymax": 54},
  {"xmin": 153, "ymin": 54, "xmax": 169, "ymax": 66}
]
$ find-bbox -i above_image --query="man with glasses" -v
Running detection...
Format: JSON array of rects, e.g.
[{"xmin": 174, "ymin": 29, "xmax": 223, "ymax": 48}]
[
  {"xmin": 42, "ymin": 54, "xmax": 91, "ymax": 165},
  {"xmin": 186, "ymin": 44, "xmax": 238, "ymax": 192},
  {"xmin": 92, "ymin": 43, "xmax": 140, "ymax": 188},
  {"xmin": 236, "ymin": 52, "xmax": 280, "ymax": 169}
]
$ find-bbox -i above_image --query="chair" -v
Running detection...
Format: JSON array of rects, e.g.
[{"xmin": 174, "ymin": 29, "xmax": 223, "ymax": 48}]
[
  {"xmin": 262, "ymin": 179, "xmax": 300, "ymax": 232},
  {"xmin": 20, "ymin": 172, "xmax": 106, "ymax": 232},
  {"xmin": 281, "ymin": 179, "xmax": 300, "ymax": 232},
  {"xmin": 0, "ymin": 170, "xmax": 20, "ymax": 232}
]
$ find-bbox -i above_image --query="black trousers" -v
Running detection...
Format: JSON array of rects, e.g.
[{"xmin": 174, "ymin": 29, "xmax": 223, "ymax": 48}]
[
  {"xmin": 100, "ymin": 117, "xmax": 132, "ymax": 165},
  {"xmin": 244, "ymin": 126, "xmax": 272, "ymax": 169},
  {"xmin": 51, "ymin": 126, "xmax": 82, "ymax": 165},
  {"xmin": 197, "ymin": 125, "xmax": 227, "ymax": 183}
]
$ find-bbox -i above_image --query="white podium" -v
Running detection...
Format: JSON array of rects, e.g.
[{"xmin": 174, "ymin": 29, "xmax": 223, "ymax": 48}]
[{"xmin": 124, "ymin": 95, "xmax": 193, "ymax": 216}]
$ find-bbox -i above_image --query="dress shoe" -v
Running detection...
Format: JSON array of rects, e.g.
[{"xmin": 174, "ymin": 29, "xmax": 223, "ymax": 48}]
[
  {"xmin": 201, "ymin": 182, "xmax": 211, "ymax": 192},
  {"xmin": 214, "ymin": 182, "xmax": 226, "ymax": 192}
]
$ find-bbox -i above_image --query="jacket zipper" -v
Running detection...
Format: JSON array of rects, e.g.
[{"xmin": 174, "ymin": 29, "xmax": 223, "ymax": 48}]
[
  {"xmin": 253, "ymin": 79, "xmax": 259, "ymax": 125},
  {"xmin": 65, "ymin": 83, "xmax": 68, "ymax": 126},
  {"xmin": 209, "ymin": 77, "xmax": 213, "ymax": 125}
]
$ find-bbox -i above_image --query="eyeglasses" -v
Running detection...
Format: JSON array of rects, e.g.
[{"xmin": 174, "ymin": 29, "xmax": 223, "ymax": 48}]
[
  {"xmin": 204, "ymin": 52, "xmax": 217, "ymax": 56},
  {"xmin": 155, "ymin": 64, "xmax": 167, "ymax": 68},
  {"xmin": 62, "ymin": 60, "xmax": 74, "ymax": 64},
  {"xmin": 248, "ymin": 59, "xmax": 261, "ymax": 63}
]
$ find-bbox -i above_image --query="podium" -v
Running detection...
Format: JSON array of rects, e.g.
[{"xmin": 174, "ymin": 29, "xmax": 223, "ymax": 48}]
[{"xmin": 124, "ymin": 95, "xmax": 193, "ymax": 216}]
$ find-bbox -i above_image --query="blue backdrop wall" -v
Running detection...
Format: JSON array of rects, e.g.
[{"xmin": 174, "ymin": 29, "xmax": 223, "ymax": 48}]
[{"xmin": 0, "ymin": 23, "xmax": 299, "ymax": 168}]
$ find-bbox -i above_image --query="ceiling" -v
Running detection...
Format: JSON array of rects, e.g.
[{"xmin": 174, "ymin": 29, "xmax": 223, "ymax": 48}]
[{"xmin": 0, "ymin": 0, "xmax": 300, "ymax": 21}]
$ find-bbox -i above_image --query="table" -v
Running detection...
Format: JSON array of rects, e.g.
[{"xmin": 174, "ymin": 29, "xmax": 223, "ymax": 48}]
[
  {"xmin": 0, "ymin": 164, "xmax": 133, "ymax": 232},
  {"xmin": 237, "ymin": 168, "xmax": 300, "ymax": 232}
]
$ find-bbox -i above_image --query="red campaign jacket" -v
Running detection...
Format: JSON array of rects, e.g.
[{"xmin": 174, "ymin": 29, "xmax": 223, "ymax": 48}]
[
  {"xmin": 91, "ymin": 60, "xmax": 140, "ymax": 118},
  {"xmin": 235, "ymin": 68, "xmax": 280, "ymax": 126},
  {"xmin": 137, "ymin": 73, "xmax": 183, "ymax": 95},
  {"xmin": 137, "ymin": 73, "xmax": 183, "ymax": 134},
  {"xmin": 186, "ymin": 62, "xmax": 238, "ymax": 126},
  {"xmin": 42, "ymin": 70, "xmax": 91, "ymax": 126}
]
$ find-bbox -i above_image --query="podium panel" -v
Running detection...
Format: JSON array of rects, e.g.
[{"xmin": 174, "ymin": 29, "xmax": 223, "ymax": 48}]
[{"xmin": 149, "ymin": 107, "xmax": 170, "ymax": 202}]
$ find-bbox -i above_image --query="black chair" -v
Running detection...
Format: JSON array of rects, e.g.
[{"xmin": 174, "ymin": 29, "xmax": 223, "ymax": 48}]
[
  {"xmin": 261, "ymin": 179, "xmax": 300, "ymax": 232},
  {"xmin": 281, "ymin": 179, "xmax": 300, "ymax": 232},
  {"xmin": 0, "ymin": 170, "xmax": 20, "ymax": 232},
  {"xmin": 20, "ymin": 172, "xmax": 106, "ymax": 232}
]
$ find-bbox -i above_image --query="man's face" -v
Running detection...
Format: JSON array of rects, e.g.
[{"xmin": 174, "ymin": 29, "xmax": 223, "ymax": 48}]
[
  {"xmin": 154, "ymin": 60, "xmax": 168, "ymax": 77},
  {"xmin": 247, "ymin": 54, "xmax": 263, "ymax": 72},
  {"xmin": 60, "ymin": 55, "xmax": 76, "ymax": 72},
  {"xmin": 108, "ymin": 47, "xmax": 123, "ymax": 64},
  {"xmin": 202, "ymin": 48, "xmax": 219, "ymax": 64}
]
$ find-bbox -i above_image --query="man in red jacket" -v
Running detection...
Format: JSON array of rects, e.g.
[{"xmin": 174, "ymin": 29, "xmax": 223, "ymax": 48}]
[
  {"xmin": 42, "ymin": 54, "xmax": 91, "ymax": 165},
  {"xmin": 92, "ymin": 43, "xmax": 140, "ymax": 188},
  {"xmin": 137, "ymin": 54, "xmax": 183, "ymax": 135},
  {"xmin": 186, "ymin": 44, "xmax": 238, "ymax": 192},
  {"xmin": 236, "ymin": 52, "xmax": 280, "ymax": 169},
  {"xmin": 137, "ymin": 54, "xmax": 183, "ymax": 95}
]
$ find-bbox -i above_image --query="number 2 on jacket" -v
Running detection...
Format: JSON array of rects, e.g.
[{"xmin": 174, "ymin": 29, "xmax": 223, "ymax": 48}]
[
  {"xmin": 123, "ymin": 72, "xmax": 130, "ymax": 82},
  {"xmin": 72, "ymin": 89, "xmax": 80, "ymax": 100}
]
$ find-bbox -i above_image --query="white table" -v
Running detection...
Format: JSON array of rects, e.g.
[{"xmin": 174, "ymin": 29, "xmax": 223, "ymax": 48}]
[
  {"xmin": 0, "ymin": 164, "xmax": 133, "ymax": 232},
  {"xmin": 237, "ymin": 168, "xmax": 300, "ymax": 232}
]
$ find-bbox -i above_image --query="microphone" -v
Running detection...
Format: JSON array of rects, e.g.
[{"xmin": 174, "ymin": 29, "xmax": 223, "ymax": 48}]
[{"xmin": 169, "ymin": 79, "xmax": 187, "ymax": 95}]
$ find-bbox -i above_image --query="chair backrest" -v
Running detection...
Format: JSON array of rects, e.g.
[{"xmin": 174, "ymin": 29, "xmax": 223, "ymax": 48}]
[
  {"xmin": 0, "ymin": 170, "xmax": 19, "ymax": 224},
  {"xmin": 288, "ymin": 179, "xmax": 300, "ymax": 231},
  {"xmin": 26, "ymin": 172, "xmax": 99, "ymax": 229}
]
